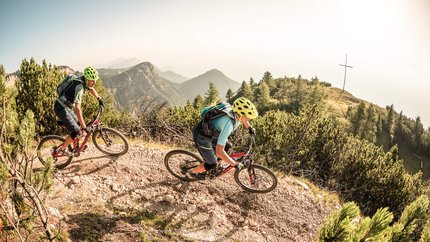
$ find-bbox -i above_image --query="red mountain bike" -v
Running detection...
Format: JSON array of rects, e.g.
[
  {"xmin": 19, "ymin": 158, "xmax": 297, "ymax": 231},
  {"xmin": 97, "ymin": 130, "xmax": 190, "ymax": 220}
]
[
  {"xmin": 36, "ymin": 106, "xmax": 129, "ymax": 169},
  {"xmin": 164, "ymin": 134, "xmax": 278, "ymax": 193}
]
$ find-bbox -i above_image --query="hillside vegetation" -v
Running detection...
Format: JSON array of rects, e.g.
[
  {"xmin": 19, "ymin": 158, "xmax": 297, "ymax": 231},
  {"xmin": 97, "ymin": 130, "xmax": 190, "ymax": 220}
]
[{"xmin": 0, "ymin": 59, "xmax": 429, "ymax": 241}]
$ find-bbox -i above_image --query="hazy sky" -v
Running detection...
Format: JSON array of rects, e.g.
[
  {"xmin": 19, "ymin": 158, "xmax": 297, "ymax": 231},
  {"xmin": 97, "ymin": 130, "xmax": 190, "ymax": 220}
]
[{"xmin": 1, "ymin": 0, "xmax": 430, "ymax": 126}]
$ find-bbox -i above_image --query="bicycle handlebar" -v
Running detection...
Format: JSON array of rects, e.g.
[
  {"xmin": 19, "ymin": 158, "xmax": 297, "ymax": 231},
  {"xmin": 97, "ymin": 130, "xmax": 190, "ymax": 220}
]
[{"xmin": 94, "ymin": 105, "xmax": 104, "ymax": 120}]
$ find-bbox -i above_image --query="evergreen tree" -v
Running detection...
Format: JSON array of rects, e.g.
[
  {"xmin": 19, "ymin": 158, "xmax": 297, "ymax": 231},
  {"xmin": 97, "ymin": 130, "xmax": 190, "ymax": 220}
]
[
  {"xmin": 413, "ymin": 116, "xmax": 424, "ymax": 152},
  {"xmin": 290, "ymin": 76, "xmax": 306, "ymax": 111},
  {"xmin": 0, "ymin": 65, "xmax": 5, "ymax": 97},
  {"xmin": 360, "ymin": 104, "xmax": 377, "ymax": 142},
  {"xmin": 393, "ymin": 111, "xmax": 404, "ymax": 146},
  {"xmin": 249, "ymin": 77, "xmax": 257, "ymax": 90},
  {"xmin": 376, "ymin": 113, "xmax": 382, "ymax": 140},
  {"xmin": 193, "ymin": 95, "xmax": 204, "ymax": 109},
  {"xmin": 225, "ymin": 88, "xmax": 234, "ymax": 102},
  {"xmin": 419, "ymin": 217, "xmax": 430, "ymax": 242},
  {"xmin": 234, "ymin": 81, "xmax": 253, "ymax": 101},
  {"xmin": 15, "ymin": 58, "xmax": 63, "ymax": 134},
  {"xmin": 349, "ymin": 101, "xmax": 366, "ymax": 137},
  {"xmin": 319, "ymin": 202, "xmax": 360, "ymax": 242},
  {"xmin": 391, "ymin": 195, "xmax": 429, "ymax": 242},
  {"xmin": 310, "ymin": 76, "xmax": 320, "ymax": 85},
  {"xmin": 385, "ymin": 104, "xmax": 395, "ymax": 147},
  {"xmin": 351, "ymin": 207, "xmax": 393, "ymax": 242},
  {"xmin": 256, "ymin": 81, "xmax": 271, "ymax": 106},
  {"xmin": 203, "ymin": 82, "xmax": 219, "ymax": 106},
  {"xmin": 273, "ymin": 77, "xmax": 293, "ymax": 103}
]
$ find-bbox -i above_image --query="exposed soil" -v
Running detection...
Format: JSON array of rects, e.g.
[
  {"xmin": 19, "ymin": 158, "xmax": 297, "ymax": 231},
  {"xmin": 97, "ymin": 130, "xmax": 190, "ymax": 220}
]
[{"xmin": 45, "ymin": 142, "xmax": 338, "ymax": 242}]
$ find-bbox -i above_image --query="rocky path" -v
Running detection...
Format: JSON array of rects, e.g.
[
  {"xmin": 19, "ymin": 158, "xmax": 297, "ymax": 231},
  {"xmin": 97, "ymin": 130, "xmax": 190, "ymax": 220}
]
[{"xmin": 46, "ymin": 143, "xmax": 337, "ymax": 241}]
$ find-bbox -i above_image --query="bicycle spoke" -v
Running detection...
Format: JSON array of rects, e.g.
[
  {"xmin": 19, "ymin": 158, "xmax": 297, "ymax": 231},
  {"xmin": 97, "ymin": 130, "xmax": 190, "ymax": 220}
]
[
  {"xmin": 234, "ymin": 164, "xmax": 278, "ymax": 193},
  {"xmin": 92, "ymin": 127, "xmax": 129, "ymax": 156},
  {"xmin": 36, "ymin": 135, "xmax": 73, "ymax": 169},
  {"xmin": 164, "ymin": 150, "xmax": 203, "ymax": 181}
]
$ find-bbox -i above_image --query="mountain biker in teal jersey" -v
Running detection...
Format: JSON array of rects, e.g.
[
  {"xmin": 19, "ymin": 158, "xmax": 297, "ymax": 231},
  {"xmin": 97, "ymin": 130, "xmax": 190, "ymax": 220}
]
[
  {"xmin": 53, "ymin": 66, "xmax": 104, "ymax": 155},
  {"xmin": 191, "ymin": 97, "xmax": 258, "ymax": 176}
]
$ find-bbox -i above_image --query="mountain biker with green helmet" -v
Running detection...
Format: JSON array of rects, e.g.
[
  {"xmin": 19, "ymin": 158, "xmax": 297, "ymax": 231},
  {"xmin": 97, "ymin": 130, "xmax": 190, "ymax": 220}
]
[
  {"xmin": 190, "ymin": 97, "xmax": 258, "ymax": 177},
  {"xmin": 53, "ymin": 66, "xmax": 104, "ymax": 155}
]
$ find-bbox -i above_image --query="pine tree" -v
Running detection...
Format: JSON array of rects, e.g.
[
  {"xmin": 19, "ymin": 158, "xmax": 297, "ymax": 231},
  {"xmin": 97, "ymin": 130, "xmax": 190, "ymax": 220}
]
[
  {"xmin": 273, "ymin": 77, "xmax": 293, "ymax": 103},
  {"xmin": 290, "ymin": 76, "xmax": 306, "ymax": 111},
  {"xmin": 349, "ymin": 101, "xmax": 366, "ymax": 137},
  {"xmin": 360, "ymin": 104, "xmax": 377, "ymax": 142},
  {"xmin": 385, "ymin": 104, "xmax": 395, "ymax": 147},
  {"xmin": 193, "ymin": 95, "xmax": 204, "ymax": 109},
  {"xmin": 413, "ymin": 116, "xmax": 424, "ymax": 152},
  {"xmin": 393, "ymin": 111, "xmax": 404, "ymax": 146},
  {"xmin": 225, "ymin": 88, "xmax": 234, "ymax": 102},
  {"xmin": 249, "ymin": 77, "xmax": 257, "ymax": 90},
  {"xmin": 204, "ymin": 82, "xmax": 219, "ymax": 106},
  {"xmin": 234, "ymin": 81, "xmax": 253, "ymax": 101},
  {"xmin": 0, "ymin": 65, "xmax": 5, "ymax": 97},
  {"xmin": 319, "ymin": 202, "xmax": 360, "ymax": 242},
  {"xmin": 351, "ymin": 207, "xmax": 393, "ymax": 242},
  {"xmin": 391, "ymin": 195, "xmax": 429, "ymax": 242},
  {"xmin": 376, "ymin": 114, "xmax": 382, "ymax": 140},
  {"xmin": 310, "ymin": 76, "xmax": 320, "ymax": 85},
  {"xmin": 256, "ymin": 81, "xmax": 271, "ymax": 106},
  {"xmin": 419, "ymin": 217, "xmax": 430, "ymax": 242},
  {"xmin": 15, "ymin": 58, "xmax": 63, "ymax": 135}
]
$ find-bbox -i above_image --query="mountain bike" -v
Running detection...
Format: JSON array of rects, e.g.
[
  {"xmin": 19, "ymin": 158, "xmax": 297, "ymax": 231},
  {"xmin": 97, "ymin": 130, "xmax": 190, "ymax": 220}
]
[
  {"xmin": 36, "ymin": 106, "xmax": 129, "ymax": 169},
  {"xmin": 164, "ymin": 134, "xmax": 278, "ymax": 193}
]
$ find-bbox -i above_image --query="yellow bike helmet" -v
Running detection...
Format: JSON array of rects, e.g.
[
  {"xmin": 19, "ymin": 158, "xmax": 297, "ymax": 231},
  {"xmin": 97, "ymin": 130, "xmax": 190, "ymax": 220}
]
[{"xmin": 233, "ymin": 97, "xmax": 258, "ymax": 119}]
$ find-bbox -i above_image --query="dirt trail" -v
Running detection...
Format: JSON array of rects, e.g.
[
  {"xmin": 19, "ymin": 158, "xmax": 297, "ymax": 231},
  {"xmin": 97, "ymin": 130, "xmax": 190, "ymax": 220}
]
[{"xmin": 46, "ymin": 143, "xmax": 337, "ymax": 241}]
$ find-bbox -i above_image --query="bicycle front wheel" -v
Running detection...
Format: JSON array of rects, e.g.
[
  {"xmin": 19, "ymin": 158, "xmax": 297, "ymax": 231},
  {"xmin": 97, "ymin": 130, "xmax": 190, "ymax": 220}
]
[
  {"xmin": 164, "ymin": 150, "xmax": 203, "ymax": 182},
  {"xmin": 36, "ymin": 135, "xmax": 73, "ymax": 170},
  {"xmin": 234, "ymin": 164, "xmax": 278, "ymax": 193},
  {"xmin": 92, "ymin": 127, "xmax": 129, "ymax": 156}
]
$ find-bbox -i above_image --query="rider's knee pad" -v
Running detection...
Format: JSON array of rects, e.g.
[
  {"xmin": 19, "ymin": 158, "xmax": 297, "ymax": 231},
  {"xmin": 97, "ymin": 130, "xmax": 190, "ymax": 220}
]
[
  {"xmin": 204, "ymin": 163, "xmax": 217, "ymax": 171},
  {"xmin": 71, "ymin": 131, "xmax": 80, "ymax": 140}
]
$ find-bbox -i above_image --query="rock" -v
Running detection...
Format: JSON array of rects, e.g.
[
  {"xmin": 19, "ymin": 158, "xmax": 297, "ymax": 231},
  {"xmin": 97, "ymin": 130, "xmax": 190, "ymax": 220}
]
[
  {"xmin": 71, "ymin": 176, "xmax": 81, "ymax": 185},
  {"xmin": 48, "ymin": 207, "xmax": 62, "ymax": 219},
  {"xmin": 294, "ymin": 180, "xmax": 310, "ymax": 191},
  {"xmin": 110, "ymin": 184, "xmax": 120, "ymax": 192},
  {"xmin": 162, "ymin": 195, "xmax": 175, "ymax": 204}
]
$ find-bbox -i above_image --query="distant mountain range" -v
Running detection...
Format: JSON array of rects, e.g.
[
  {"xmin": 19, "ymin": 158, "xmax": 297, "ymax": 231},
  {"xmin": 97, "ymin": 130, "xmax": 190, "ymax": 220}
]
[
  {"xmin": 96, "ymin": 62, "xmax": 240, "ymax": 112},
  {"xmin": 159, "ymin": 71, "xmax": 189, "ymax": 83},
  {"xmin": 95, "ymin": 57, "xmax": 142, "ymax": 69},
  {"xmin": 179, "ymin": 69, "xmax": 240, "ymax": 101}
]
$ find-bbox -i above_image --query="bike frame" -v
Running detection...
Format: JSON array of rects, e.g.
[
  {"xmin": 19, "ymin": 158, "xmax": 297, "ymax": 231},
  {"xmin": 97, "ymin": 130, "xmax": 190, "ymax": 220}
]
[
  {"xmin": 53, "ymin": 106, "xmax": 103, "ymax": 158},
  {"xmin": 214, "ymin": 135, "xmax": 255, "ymax": 177}
]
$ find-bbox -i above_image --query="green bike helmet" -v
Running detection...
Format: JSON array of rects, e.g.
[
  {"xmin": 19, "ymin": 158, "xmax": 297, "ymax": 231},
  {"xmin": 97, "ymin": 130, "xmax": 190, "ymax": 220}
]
[{"xmin": 84, "ymin": 66, "xmax": 99, "ymax": 80}]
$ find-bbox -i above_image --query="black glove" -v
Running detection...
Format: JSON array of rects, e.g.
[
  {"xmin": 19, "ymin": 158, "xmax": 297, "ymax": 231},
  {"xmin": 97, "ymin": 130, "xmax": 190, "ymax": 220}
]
[
  {"xmin": 83, "ymin": 126, "xmax": 92, "ymax": 134},
  {"xmin": 248, "ymin": 126, "xmax": 256, "ymax": 136},
  {"xmin": 98, "ymin": 98, "xmax": 104, "ymax": 107}
]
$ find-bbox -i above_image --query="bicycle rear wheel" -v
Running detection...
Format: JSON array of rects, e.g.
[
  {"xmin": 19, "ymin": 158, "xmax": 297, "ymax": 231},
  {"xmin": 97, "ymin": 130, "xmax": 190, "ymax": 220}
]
[
  {"xmin": 164, "ymin": 150, "xmax": 203, "ymax": 181},
  {"xmin": 92, "ymin": 127, "xmax": 129, "ymax": 156},
  {"xmin": 234, "ymin": 164, "xmax": 278, "ymax": 193},
  {"xmin": 36, "ymin": 135, "xmax": 73, "ymax": 170}
]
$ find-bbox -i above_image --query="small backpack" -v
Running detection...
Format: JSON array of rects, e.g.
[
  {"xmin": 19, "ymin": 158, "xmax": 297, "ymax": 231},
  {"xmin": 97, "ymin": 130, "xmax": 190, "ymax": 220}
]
[
  {"xmin": 200, "ymin": 102, "xmax": 236, "ymax": 137},
  {"xmin": 56, "ymin": 74, "xmax": 83, "ymax": 97}
]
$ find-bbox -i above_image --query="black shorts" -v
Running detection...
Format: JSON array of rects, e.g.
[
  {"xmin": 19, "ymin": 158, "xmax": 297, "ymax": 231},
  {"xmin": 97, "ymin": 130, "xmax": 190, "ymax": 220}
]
[
  {"xmin": 193, "ymin": 123, "xmax": 231, "ymax": 164},
  {"xmin": 54, "ymin": 101, "xmax": 80, "ymax": 134}
]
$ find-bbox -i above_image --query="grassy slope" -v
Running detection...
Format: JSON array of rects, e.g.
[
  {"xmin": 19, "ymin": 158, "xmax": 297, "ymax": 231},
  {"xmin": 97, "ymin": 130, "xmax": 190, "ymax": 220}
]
[{"xmin": 322, "ymin": 86, "xmax": 430, "ymax": 179}]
